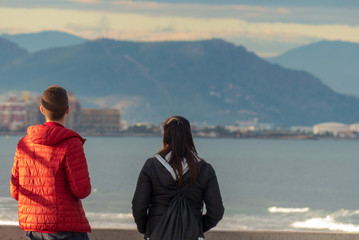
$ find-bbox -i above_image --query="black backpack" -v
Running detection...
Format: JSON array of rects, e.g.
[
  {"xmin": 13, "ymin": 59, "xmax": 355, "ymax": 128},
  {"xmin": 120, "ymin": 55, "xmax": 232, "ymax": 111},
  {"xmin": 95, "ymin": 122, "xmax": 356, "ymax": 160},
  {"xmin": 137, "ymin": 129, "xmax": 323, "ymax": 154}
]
[{"xmin": 150, "ymin": 184, "xmax": 200, "ymax": 240}]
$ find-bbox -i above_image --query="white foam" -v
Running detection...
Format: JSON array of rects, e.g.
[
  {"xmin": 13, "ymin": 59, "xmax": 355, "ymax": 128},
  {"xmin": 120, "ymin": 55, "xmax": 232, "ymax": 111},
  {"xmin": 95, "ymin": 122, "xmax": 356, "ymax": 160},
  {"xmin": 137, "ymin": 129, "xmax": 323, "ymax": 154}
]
[
  {"xmin": 215, "ymin": 214, "xmax": 298, "ymax": 231},
  {"xmin": 0, "ymin": 220, "xmax": 18, "ymax": 226},
  {"xmin": 331, "ymin": 209, "xmax": 359, "ymax": 218},
  {"xmin": 292, "ymin": 216, "xmax": 359, "ymax": 232},
  {"xmin": 86, "ymin": 212, "xmax": 136, "ymax": 228},
  {"xmin": 268, "ymin": 206, "xmax": 310, "ymax": 213},
  {"xmin": 86, "ymin": 212, "xmax": 133, "ymax": 220}
]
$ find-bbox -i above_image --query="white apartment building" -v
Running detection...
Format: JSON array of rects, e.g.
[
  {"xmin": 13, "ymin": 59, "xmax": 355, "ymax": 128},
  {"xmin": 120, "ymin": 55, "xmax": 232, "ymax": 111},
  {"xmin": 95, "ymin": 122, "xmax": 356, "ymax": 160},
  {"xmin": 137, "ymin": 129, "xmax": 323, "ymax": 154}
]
[{"xmin": 313, "ymin": 122, "xmax": 351, "ymax": 136}]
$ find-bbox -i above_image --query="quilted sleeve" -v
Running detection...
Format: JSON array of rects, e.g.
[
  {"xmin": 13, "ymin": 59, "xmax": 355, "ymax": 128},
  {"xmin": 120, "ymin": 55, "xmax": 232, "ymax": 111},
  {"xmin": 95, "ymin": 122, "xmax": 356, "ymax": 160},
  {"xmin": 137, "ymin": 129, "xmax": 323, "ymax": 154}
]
[
  {"xmin": 10, "ymin": 144, "xmax": 20, "ymax": 201},
  {"xmin": 65, "ymin": 138, "xmax": 91, "ymax": 199},
  {"xmin": 202, "ymin": 163, "xmax": 225, "ymax": 232},
  {"xmin": 132, "ymin": 159, "xmax": 153, "ymax": 234}
]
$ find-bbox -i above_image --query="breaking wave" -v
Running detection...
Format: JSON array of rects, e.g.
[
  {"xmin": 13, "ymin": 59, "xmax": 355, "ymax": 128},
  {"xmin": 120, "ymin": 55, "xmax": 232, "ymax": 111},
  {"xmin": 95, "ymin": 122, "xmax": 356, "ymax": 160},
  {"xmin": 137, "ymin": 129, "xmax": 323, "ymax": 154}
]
[
  {"xmin": 268, "ymin": 206, "xmax": 310, "ymax": 213},
  {"xmin": 0, "ymin": 220, "xmax": 18, "ymax": 226},
  {"xmin": 86, "ymin": 212, "xmax": 135, "ymax": 228},
  {"xmin": 292, "ymin": 216, "xmax": 359, "ymax": 232},
  {"xmin": 4, "ymin": 196, "xmax": 359, "ymax": 233}
]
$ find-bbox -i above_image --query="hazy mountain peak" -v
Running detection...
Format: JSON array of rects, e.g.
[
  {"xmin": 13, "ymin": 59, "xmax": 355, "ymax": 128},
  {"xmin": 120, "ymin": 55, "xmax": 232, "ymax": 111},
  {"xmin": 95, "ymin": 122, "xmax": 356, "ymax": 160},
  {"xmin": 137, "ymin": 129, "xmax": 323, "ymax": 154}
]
[
  {"xmin": 0, "ymin": 31, "xmax": 88, "ymax": 53},
  {"xmin": 0, "ymin": 37, "xmax": 28, "ymax": 67},
  {"xmin": 267, "ymin": 40, "xmax": 359, "ymax": 96}
]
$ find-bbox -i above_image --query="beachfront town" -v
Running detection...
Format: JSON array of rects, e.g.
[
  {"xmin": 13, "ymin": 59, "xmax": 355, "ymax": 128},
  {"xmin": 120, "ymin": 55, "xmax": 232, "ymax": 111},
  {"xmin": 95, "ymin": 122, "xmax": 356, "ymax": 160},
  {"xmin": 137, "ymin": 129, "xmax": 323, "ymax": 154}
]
[
  {"xmin": 1, "ymin": 92, "xmax": 359, "ymax": 139},
  {"xmin": 0, "ymin": 92, "xmax": 120, "ymax": 135}
]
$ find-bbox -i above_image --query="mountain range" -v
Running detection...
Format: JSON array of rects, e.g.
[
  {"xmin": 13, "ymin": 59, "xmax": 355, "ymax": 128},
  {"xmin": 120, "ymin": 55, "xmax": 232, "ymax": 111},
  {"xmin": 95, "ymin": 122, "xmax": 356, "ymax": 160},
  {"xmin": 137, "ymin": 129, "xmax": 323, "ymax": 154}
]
[
  {"xmin": 267, "ymin": 41, "xmax": 359, "ymax": 97},
  {"xmin": 0, "ymin": 38, "xmax": 27, "ymax": 66},
  {"xmin": 0, "ymin": 32, "xmax": 359, "ymax": 126},
  {"xmin": 0, "ymin": 31, "xmax": 87, "ymax": 53},
  {"xmin": 4, "ymin": 31, "xmax": 358, "ymax": 97}
]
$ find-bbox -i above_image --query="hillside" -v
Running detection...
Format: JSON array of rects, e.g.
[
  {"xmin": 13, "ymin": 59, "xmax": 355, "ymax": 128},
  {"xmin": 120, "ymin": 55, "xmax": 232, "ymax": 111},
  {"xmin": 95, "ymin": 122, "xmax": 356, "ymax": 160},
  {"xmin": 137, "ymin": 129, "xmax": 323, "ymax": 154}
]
[
  {"xmin": 0, "ymin": 38, "xmax": 27, "ymax": 67},
  {"xmin": 0, "ymin": 38, "xmax": 358, "ymax": 125},
  {"xmin": 267, "ymin": 41, "xmax": 359, "ymax": 96},
  {"xmin": 0, "ymin": 31, "xmax": 88, "ymax": 53}
]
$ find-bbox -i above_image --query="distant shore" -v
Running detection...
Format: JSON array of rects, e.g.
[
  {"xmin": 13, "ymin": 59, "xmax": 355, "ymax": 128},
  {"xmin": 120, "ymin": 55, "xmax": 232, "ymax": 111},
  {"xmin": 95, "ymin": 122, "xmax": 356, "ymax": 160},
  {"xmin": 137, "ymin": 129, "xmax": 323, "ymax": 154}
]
[{"xmin": 1, "ymin": 130, "xmax": 358, "ymax": 140}]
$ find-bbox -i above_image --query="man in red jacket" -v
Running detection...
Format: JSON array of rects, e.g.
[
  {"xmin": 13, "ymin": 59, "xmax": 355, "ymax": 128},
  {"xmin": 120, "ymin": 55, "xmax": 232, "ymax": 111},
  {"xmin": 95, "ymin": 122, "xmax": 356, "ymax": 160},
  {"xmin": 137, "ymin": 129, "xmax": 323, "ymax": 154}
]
[{"xmin": 10, "ymin": 85, "xmax": 92, "ymax": 240}]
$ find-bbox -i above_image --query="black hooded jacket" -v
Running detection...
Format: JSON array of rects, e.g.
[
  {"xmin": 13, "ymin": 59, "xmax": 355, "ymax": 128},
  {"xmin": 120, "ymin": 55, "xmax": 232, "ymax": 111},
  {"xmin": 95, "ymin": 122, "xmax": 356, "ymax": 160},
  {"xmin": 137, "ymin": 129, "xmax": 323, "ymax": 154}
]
[{"xmin": 132, "ymin": 156, "xmax": 224, "ymax": 238}]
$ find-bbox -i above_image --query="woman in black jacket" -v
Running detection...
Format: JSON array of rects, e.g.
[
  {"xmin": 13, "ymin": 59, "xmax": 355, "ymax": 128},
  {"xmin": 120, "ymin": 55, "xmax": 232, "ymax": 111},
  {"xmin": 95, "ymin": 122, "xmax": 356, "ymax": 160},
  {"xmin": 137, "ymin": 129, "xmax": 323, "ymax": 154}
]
[{"xmin": 132, "ymin": 116, "xmax": 224, "ymax": 239}]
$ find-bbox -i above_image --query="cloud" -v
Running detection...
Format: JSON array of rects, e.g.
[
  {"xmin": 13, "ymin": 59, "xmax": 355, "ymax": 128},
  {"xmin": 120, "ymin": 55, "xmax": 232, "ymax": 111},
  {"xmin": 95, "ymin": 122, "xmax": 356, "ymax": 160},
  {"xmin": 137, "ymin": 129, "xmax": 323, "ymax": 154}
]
[
  {"xmin": 1, "ymin": 5, "xmax": 359, "ymax": 56},
  {"xmin": 65, "ymin": 0, "xmax": 102, "ymax": 4},
  {"xmin": 2, "ymin": 1, "xmax": 358, "ymax": 24}
]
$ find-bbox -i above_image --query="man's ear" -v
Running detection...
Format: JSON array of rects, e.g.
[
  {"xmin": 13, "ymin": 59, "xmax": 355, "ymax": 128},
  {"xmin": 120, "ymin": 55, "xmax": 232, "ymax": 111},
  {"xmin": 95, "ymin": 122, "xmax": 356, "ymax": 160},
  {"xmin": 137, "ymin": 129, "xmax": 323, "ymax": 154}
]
[
  {"xmin": 66, "ymin": 106, "xmax": 70, "ymax": 114},
  {"xmin": 40, "ymin": 105, "xmax": 45, "ymax": 115}
]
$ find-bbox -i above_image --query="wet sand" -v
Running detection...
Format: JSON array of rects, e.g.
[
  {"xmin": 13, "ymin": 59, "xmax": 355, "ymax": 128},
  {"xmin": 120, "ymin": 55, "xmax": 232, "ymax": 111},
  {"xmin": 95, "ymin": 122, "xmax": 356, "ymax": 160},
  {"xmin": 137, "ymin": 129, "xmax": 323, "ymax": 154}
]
[{"xmin": 2, "ymin": 226, "xmax": 359, "ymax": 240}]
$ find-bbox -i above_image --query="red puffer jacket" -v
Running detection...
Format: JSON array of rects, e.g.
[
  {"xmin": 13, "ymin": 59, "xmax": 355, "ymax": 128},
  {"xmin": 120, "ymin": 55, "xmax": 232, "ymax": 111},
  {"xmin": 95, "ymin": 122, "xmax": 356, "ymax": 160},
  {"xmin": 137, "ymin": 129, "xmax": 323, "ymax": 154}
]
[{"xmin": 10, "ymin": 123, "xmax": 91, "ymax": 232}]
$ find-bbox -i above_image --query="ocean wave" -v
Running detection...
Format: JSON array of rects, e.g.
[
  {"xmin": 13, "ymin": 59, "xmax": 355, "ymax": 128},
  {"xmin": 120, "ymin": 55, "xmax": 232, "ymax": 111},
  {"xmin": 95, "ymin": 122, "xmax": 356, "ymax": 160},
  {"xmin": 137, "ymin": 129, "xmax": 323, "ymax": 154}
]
[
  {"xmin": 0, "ymin": 197, "xmax": 19, "ymax": 226},
  {"xmin": 292, "ymin": 216, "xmax": 359, "ymax": 232},
  {"xmin": 330, "ymin": 209, "xmax": 359, "ymax": 218},
  {"xmin": 5, "ymin": 204, "xmax": 359, "ymax": 232},
  {"xmin": 0, "ymin": 197, "xmax": 13, "ymax": 203},
  {"xmin": 86, "ymin": 212, "xmax": 136, "ymax": 228},
  {"xmin": 86, "ymin": 212, "xmax": 133, "ymax": 220},
  {"xmin": 0, "ymin": 220, "xmax": 18, "ymax": 226},
  {"xmin": 215, "ymin": 214, "xmax": 300, "ymax": 231},
  {"xmin": 268, "ymin": 206, "xmax": 310, "ymax": 213}
]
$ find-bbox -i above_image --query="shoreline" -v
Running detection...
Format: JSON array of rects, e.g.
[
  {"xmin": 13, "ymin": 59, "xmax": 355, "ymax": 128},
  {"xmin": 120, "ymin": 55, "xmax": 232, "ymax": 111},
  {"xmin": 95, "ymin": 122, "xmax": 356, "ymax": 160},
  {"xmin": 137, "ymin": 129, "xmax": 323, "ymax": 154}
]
[
  {"xmin": 1, "ymin": 226, "xmax": 359, "ymax": 240},
  {"xmin": 1, "ymin": 131, "xmax": 357, "ymax": 140}
]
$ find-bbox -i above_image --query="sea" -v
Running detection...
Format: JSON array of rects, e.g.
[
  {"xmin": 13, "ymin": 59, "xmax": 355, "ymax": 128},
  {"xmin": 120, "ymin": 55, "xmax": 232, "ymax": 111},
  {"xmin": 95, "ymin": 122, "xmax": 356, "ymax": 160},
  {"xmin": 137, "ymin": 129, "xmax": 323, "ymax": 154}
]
[{"xmin": 1, "ymin": 135, "xmax": 359, "ymax": 232}]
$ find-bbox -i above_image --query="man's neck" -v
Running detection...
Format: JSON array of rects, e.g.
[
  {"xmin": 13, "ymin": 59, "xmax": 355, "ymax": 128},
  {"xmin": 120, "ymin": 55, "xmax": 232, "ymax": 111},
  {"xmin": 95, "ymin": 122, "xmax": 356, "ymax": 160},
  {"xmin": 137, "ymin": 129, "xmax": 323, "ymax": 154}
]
[{"xmin": 45, "ymin": 119, "xmax": 66, "ymax": 127}]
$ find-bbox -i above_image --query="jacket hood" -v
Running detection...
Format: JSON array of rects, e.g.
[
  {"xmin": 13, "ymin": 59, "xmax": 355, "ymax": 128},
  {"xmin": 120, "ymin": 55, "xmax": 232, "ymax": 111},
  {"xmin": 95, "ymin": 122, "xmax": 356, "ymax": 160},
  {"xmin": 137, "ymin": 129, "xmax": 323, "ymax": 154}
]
[
  {"xmin": 151, "ymin": 155, "xmax": 205, "ymax": 188},
  {"xmin": 27, "ymin": 124, "xmax": 85, "ymax": 146}
]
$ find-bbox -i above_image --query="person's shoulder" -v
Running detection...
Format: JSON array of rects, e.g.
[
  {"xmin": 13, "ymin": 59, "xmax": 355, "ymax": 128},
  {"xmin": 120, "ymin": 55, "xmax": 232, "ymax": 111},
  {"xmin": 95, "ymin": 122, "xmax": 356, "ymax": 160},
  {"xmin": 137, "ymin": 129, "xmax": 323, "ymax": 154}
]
[
  {"xmin": 144, "ymin": 154, "xmax": 170, "ymax": 169},
  {"xmin": 198, "ymin": 160, "xmax": 216, "ymax": 178},
  {"xmin": 198, "ymin": 159, "xmax": 213, "ymax": 169},
  {"xmin": 138, "ymin": 156, "xmax": 158, "ymax": 176},
  {"xmin": 147, "ymin": 155, "xmax": 158, "ymax": 161},
  {"xmin": 16, "ymin": 134, "xmax": 30, "ymax": 147},
  {"xmin": 61, "ymin": 128, "xmax": 86, "ymax": 145},
  {"xmin": 143, "ymin": 156, "xmax": 158, "ymax": 167},
  {"xmin": 65, "ymin": 135, "xmax": 85, "ymax": 144}
]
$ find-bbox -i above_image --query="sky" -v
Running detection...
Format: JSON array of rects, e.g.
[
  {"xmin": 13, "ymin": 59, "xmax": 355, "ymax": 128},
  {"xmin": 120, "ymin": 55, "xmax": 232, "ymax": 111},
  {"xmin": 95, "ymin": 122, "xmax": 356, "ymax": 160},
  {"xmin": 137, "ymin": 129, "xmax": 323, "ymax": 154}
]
[{"xmin": 0, "ymin": 0, "xmax": 359, "ymax": 57}]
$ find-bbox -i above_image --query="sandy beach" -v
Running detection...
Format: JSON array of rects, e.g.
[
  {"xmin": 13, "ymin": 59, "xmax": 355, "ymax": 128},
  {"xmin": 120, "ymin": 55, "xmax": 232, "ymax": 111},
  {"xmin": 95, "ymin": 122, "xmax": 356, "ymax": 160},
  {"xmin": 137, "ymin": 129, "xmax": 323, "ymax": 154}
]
[{"xmin": 2, "ymin": 226, "xmax": 359, "ymax": 240}]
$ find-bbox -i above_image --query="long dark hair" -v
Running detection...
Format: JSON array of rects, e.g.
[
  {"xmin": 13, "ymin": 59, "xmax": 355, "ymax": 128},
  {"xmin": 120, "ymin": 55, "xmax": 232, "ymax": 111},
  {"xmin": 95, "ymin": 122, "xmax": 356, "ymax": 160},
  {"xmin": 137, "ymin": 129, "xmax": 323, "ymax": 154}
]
[{"xmin": 158, "ymin": 116, "xmax": 200, "ymax": 186}]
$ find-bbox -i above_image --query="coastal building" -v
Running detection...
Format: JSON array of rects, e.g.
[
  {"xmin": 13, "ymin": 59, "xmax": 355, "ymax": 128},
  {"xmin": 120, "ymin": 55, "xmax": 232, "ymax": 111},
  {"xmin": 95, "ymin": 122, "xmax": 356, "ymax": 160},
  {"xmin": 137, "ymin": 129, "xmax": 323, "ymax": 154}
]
[
  {"xmin": 236, "ymin": 119, "xmax": 258, "ymax": 131},
  {"xmin": 313, "ymin": 122, "xmax": 350, "ymax": 136},
  {"xmin": 225, "ymin": 125, "xmax": 242, "ymax": 133},
  {"xmin": 290, "ymin": 126, "xmax": 313, "ymax": 133},
  {"xmin": 22, "ymin": 92, "xmax": 42, "ymax": 127},
  {"xmin": 66, "ymin": 92, "xmax": 81, "ymax": 130},
  {"xmin": 78, "ymin": 108, "xmax": 121, "ymax": 134},
  {"xmin": 0, "ymin": 92, "xmax": 123, "ymax": 134},
  {"xmin": 350, "ymin": 123, "xmax": 359, "ymax": 132},
  {"xmin": 235, "ymin": 118, "xmax": 273, "ymax": 131},
  {"xmin": 0, "ymin": 93, "xmax": 44, "ymax": 131},
  {"xmin": 0, "ymin": 96, "xmax": 26, "ymax": 131}
]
